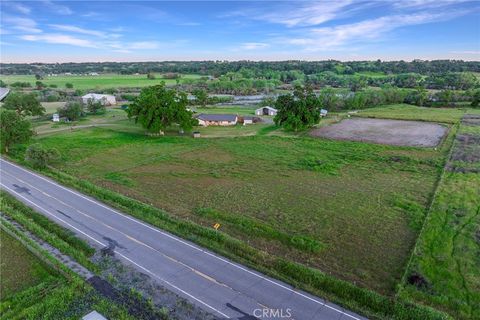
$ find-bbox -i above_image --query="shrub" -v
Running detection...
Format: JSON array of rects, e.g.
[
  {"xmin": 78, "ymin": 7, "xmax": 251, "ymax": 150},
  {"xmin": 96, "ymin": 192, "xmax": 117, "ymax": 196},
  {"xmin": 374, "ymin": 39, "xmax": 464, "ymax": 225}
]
[
  {"xmin": 57, "ymin": 101, "xmax": 84, "ymax": 121},
  {"xmin": 25, "ymin": 143, "xmax": 60, "ymax": 168},
  {"xmin": 65, "ymin": 83, "xmax": 74, "ymax": 89}
]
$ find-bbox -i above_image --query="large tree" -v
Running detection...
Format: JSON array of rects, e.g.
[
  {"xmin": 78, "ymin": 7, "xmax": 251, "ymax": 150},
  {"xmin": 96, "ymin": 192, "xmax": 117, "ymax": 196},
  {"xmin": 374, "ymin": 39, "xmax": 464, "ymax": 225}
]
[
  {"xmin": 0, "ymin": 110, "xmax": 33, "ymax": 153},
  {"xmin": 274, "ymin": 85, "xmax": 322, "ymax": 132},
  {"xmin": 127, "ymin": 84, "xmax": 196, "ymax": 134},
  {"xmin": 57, "ymin": 101, "xmax": 84, "ymax": 121},
  {"xmin": 193, "ymin": 89, "xmax": 208, "ymax": 107},
  {"xmin": 2, "ymin": 92, "xmax": 45, "ymax": 117}
]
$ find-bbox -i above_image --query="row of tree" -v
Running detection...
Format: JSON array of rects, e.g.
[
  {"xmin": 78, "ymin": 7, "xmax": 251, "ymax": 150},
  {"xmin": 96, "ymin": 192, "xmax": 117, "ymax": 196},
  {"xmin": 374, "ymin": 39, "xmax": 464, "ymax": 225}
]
[{"xmin": 2, "ymin": 60, "xmax": 479, "ymax": 76}]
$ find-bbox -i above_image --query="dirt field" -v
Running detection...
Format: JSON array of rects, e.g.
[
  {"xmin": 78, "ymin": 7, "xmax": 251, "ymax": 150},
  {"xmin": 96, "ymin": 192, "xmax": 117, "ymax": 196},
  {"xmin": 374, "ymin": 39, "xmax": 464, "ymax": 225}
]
[{"xmin": 311, "ymin": 118, "xmax": 448, "ymax": 147}]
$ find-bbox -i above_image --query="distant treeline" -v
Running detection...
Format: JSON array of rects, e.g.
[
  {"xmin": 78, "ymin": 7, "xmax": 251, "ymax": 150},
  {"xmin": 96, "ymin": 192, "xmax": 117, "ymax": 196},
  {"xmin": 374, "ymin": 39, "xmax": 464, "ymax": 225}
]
[{"xmin": 1, "ymin": 60, "xmax": 479, "ymax": 76}]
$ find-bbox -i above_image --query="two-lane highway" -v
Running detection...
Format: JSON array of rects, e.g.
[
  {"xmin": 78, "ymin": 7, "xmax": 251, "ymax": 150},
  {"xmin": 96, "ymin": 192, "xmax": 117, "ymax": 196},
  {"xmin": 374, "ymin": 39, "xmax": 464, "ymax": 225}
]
[{"xmin": 0, "ymin": 158, "xmax": 366, "ymax": 320}]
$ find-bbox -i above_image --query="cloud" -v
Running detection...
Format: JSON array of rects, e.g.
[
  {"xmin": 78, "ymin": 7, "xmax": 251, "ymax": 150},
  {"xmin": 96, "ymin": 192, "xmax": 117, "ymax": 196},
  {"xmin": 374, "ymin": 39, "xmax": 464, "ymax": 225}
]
[
  {"xmin": 240, "ymin": 42, "xmax": 270, "ymax": 50},
  {"xmin": 393, "ymin": 0, "xmax": 470, "ymax": 9},
  {"xmin": 128, "ymin": 41, "xmax": 160, "ymax": 50},
  {"xmin": 2, "ymin": 16, "xmax": 42, "ymax": 33},
  {"xmin": 49, "ymin": 24, "xmax": 107, "ymax": 38},
  {"xmin": 282, "ymin": 11, "xmax": 467, "ymax": 51},
  {"xmin": 450, "ymin": 50, "xmax": 480, "ymax": 55},
  {"xmin": 20, "ymin": 33, "xmax": 97, "ymax": 48},
  {"xmin": 225, "ymin": 1, "xmax": 356, "ymax": 27},
  {"xmin": 42, "ymin": 1, "xmax": 72, "ymax": 15},
  {"xmin": 4, "ymin": 2, "xmax": 31, "ymax": 14}
]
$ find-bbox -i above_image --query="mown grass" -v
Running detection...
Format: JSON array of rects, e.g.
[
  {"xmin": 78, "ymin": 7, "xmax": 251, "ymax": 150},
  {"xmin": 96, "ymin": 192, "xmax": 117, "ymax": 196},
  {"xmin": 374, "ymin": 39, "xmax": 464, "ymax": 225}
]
[
  {"xmin": 0, "ymin": 73, "xmax": 202, "ymax": 90},
  {"xmin": 398, "ymin": 117, "xmax": 480, "ymax": 320},
  {"xmin": 356, "ymin": 104, "xmax": 478, "ymax": 123}
]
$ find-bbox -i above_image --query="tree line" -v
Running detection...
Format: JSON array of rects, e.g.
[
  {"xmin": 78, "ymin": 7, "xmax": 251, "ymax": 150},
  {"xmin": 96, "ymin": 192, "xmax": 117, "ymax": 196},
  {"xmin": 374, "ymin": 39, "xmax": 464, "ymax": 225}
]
[{"xmin": 1, "ymin": 60, "xmax": 479, "ymax": 76}]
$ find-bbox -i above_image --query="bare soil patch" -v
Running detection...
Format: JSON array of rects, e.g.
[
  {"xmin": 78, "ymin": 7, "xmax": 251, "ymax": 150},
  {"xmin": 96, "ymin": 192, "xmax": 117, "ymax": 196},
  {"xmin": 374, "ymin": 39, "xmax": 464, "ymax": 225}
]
[{"xmin": 311, "ymin": 118, "xmax": 448, "ymax": 147}]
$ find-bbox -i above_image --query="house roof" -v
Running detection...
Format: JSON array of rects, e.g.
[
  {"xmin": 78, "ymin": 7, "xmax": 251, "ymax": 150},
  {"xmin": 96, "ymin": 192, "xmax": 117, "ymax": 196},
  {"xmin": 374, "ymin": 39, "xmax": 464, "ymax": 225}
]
[
  {"xmin": 82, "ymin": 93, "xmax": 115, "ymax": 99},
  {"xmin": 0, "ymin": 88, "xmax": 10, "ymax": 101},
  {"xmin": 197, "ymin": 114, "xmax": 237, "ymax": 122},
  {"xmin": 255, "ymin": 106, "xmax": 277, "ymax": 112}
]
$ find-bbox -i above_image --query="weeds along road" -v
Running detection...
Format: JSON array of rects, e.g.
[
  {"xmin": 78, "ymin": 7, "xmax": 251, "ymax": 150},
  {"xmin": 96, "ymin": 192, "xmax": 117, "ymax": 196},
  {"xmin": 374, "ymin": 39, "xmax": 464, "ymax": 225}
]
[{"xmin": 0, "ymin": 158, "xmax": 366, "ymax": 320}]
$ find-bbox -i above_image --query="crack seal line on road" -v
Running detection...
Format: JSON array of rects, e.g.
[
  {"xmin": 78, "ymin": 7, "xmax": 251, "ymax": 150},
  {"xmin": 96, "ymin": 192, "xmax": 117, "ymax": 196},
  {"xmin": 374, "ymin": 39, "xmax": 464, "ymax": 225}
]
[{"xmin": 0, "ymin": 159, "xmax": 361, "ymax": 320}]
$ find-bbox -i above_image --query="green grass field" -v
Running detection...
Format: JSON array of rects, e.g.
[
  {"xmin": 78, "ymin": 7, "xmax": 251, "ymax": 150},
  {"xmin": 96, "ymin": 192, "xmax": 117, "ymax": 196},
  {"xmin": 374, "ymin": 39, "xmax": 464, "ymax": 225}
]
[
  {"xmin": 0, "ymin": 73, "xmax": 202, "ymax": 90},
  {"xmin": 355, "ymin": 104, "xmax": 480, "ymax": 123},
  {"xmin": 398, "ymin": 116, "xmax": 480, "ymax": 320},
  {"xmin": 26, "ymin": 124, "xmax": 448, "ymax": 295},
  {"xmin": 0, "ymin": 230, "xmax": 54, "ymax": 299}
]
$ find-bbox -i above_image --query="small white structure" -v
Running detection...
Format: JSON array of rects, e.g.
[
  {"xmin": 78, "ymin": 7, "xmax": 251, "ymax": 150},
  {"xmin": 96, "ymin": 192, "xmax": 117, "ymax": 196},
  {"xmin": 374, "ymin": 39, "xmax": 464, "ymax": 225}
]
[
  {"xmin": 89, "ymin": 72, "xmax": 99, "ymax": 76},
  {"xmin": 82, "ymin": 93, "xmax": 116, "ymax": 106},
  {"xmin": 255, "ymin": 106, "xmax": 277, "ymax": 116},
  {"xmin": 82, "ymin": 310, "xmax": 107, "ymax": 320},
  {"xmin": 243, "ymin": 116, "xmax": 254, "ymax": 125},
  {"xmin": 320, "ymin": 109, "xmax": 328, "ymax": 117},
  {"xmin": 52, "ymin": 113, "xmax": 60, "ymax": 122},
  {"xmin": 196, "ymin": 114, "xmax": 237, "ymax": 126},
  {"xmin": 0, "ymin": 88, "xmax": 10, "ymax": 101}
]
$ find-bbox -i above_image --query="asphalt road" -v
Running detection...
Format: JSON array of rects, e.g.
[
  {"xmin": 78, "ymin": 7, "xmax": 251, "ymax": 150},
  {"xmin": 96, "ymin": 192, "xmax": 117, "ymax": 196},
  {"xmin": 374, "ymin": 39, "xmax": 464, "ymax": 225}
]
[{"xmin": 0, "ymin": 158, "xmax": 366, "ymax": 320}]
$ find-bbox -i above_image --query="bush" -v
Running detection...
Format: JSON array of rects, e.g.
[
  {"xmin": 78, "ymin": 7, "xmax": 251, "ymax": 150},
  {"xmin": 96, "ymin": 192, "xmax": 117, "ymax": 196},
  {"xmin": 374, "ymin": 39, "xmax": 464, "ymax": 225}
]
[
  {"xmin": 25, "ymin": 143, "xmax": 60, "ymax": 168},
  {"xmin": 57, "ymin": 101, "xmax": 84, "ymax": 121},
  {"xmin": 86, "ymin": 101, "xmax": 106, "ymax": 115},
  {"xmin": 65, "ymin": 82, "xmax": 74, "ymax": 89}
]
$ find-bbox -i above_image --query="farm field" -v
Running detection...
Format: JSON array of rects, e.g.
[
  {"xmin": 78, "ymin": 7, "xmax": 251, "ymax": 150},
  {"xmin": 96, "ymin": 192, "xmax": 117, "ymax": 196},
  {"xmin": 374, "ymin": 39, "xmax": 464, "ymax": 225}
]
[
  {"xmin": 28, "ymin": 124, "xmax": 449, "ymax": 295},
  {"xmin": 0, "ymin": 230, "xmax": 54, "ymax": 299},
  {"xmin": 311, "ymin": 118, "xmax": 448, "ymax": 147},
  {"xmin": 0, "ymin": 73, "xmax": 202, "ymax": 90},
  {"xmin": 398, "ymin": 115, "xmax": 480, "ymax": 320}
]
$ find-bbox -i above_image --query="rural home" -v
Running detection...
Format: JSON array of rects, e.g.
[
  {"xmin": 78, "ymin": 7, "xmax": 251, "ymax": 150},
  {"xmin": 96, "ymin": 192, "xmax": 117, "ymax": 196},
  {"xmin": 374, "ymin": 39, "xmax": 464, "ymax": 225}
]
[
  {"xmin": 82, "ymin": 93, "xmax": 116, "ymax": 106},
  {"xmin": 196, "ymin": 114, "xmax": 238, "ymax": 126},
  {"xmin": 255, "ymin": 106, "xmax": 277, "ymax": 116}
]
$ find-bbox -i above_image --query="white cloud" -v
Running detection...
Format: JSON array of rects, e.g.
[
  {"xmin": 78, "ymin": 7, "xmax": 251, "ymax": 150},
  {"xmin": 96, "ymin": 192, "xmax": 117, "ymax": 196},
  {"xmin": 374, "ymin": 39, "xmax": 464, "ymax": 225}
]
[
  {"xmin": 240, "ymin": 42, "xmax": 270, "ymax": 50},
  {"xmin": 49, "ymin": 24, "xmax": 107, "ymax": 38},
  {"xmin": 42, "ymin": 0, "xmax": 72, "ymax": 15},
  {"xmin": 4, "ymin": 2, "xmax": 31, "ymax": 14},
  {"xmin": 393, "ymin": 0, "xmax": 470, "ymax": 9},
  {"xmin": 450, "ymin": 50, "xmax": 480, "ymax": 55},
  {"xmin": 282, "ymin": 11, "xmax": 467, "ymax": 51},
  {"xmin": 226, "ymin": 1, "xmax": 356, "ymax": 27},
  {"xmin": 20, "ymin": 33, "xmax": 97, "ymax": 48},
  {"xmin": 128, "ymin": 41, "xmax": 160, "ymax": 50},
  {"xmin": 2, "ymin": 16, "xmax": 42, "ymax": 33}
]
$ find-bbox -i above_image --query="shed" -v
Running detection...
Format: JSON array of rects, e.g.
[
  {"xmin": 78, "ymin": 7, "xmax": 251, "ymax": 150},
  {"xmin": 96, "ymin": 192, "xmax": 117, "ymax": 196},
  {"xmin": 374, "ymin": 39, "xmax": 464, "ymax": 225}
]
[
  {"xmin": 196, "ymin": 114, "xmax": 237, "ymax": 126},
  {"xmin": 0, "ymin": 88, "xmax": 10, "ymax": 101},
  {"xmin": 82, "ymin": 93, "xmax": 116, "ymax": 106},
  {"xmin": 82, "ymin": 310, "xmax": 107, "ymax": 320},
  {"xmin": 255, "ymin": 106, "xmax": 277, "ymax": 116},
  {"xmin": 320, "ymin": 109, "xmax": 328, "ymax": 117},
  {"xmin": 52, "ymin": 113, "xmax": 60, "ymax": 122},
  {"xmin": 243, "ymin": 116, "xmax": 254, "ymax": 125}
]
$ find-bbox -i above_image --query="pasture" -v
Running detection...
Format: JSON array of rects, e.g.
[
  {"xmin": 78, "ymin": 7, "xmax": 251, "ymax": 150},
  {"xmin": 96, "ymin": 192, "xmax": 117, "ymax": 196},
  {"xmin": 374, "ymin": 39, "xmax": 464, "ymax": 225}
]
[
  {"xmin": 29, "ymin": 125, "xmax": 448, "ymax": 294},
  {"xmin": 0, "ymin": 73, "xmax": 202, "ymax": 90}
]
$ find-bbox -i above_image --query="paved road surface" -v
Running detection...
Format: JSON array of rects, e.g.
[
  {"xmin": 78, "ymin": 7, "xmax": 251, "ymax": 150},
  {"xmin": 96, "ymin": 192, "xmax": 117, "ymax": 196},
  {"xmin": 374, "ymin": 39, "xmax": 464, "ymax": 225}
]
[{"xmin": 0, "ymin": 158, "xmax": 366, "ymax": 320}]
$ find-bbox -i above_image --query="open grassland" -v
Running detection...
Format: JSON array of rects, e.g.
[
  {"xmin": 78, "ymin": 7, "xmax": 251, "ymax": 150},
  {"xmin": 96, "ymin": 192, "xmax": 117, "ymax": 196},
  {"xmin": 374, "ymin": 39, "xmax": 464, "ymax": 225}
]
[
  {"xmin": 356, "ymin": 104, "xmax": 480, "ymax": 123},
  {"xmin": 0, "ymin": 73, "xmax": 202, "ymax": 90},
  {"xmin": 0, "ymin": 230, "xmax": 54, "ymax": 299},
  {"xmin": 26, "ymin": 126, "xmax": 448, "ymax": 295},
  {"xmin": 398, "ymin": 115, "xmax": 480, "ymax": 320}
]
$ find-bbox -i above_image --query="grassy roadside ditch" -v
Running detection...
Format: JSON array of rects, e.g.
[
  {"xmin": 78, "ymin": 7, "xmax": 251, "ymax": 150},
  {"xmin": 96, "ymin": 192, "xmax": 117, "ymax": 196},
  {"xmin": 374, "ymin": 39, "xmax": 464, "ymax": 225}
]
[{"xmin": 2, "ymin": 156, "xmax": 452, "ymax": 320}]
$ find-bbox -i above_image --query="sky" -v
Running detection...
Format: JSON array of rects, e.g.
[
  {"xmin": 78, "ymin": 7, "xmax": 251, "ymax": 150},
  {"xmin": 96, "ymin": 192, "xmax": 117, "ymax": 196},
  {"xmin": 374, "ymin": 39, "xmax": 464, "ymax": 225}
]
[{"xmin": 0, "ymin": 0, "xmax": 479, "ymax": 63}]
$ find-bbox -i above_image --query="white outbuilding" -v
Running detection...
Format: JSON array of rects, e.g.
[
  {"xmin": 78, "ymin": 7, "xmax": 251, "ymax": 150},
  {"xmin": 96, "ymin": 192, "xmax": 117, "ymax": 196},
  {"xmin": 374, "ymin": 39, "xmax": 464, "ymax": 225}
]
[
  {"xmin": 82, "ymin": 93, "xmax": 116, "ymax": 106},
  {"xmin": 255, "ymin": 106, "xmax": 277, "ymax": 116}
]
